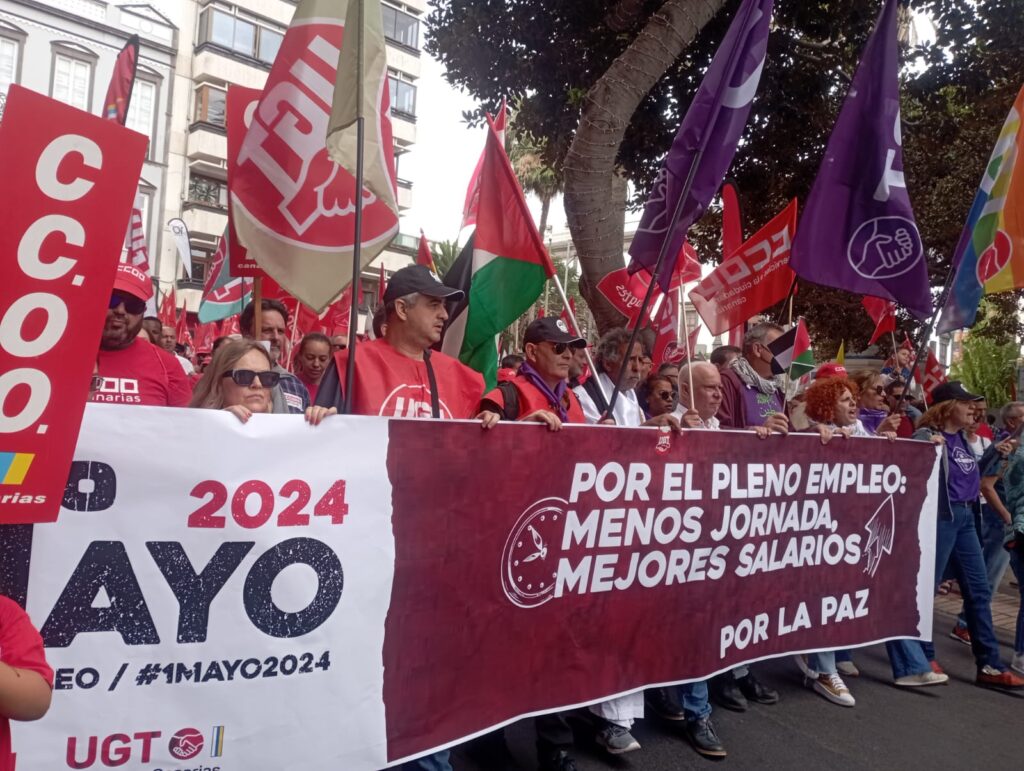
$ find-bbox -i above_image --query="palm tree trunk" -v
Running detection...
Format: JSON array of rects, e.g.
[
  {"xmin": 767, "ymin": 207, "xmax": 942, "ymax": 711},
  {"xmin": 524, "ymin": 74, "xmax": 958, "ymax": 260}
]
[
  {"xmin": 564, "ymin": 0, "xmax": 727, "ymax": 335},
  {"xmin": 538, "ymin": 194, "xmax": 552, "ymax": 243}
]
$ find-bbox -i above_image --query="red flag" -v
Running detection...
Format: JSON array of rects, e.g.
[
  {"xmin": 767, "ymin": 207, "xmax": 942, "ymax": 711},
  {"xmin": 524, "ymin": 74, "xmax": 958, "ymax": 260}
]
[
  {"xmin": 862, "ymin": 296, "xmax": 897, "ymax": 345},
  {"xmin": 651, "ymin": 295, "xmax": 679, "ymax": 368},
  {"xmin": 462, "ymin": 98, "xmax": 508, "ymax": 229},
  {"xmin": 559, "ymin": 297, "xmax": 579, "ymax": 335},
  {"xmin": 721, "ymin": 182, "xmax": 744, "ymax": 260},
  {"xmin": 220, "ymin": 315, "xmax": 241, "ymax": 337},
  {"xmin": 378, "ymin": 263, "xmax": 386, "ymax": 305},
  {"xmin": 103, "ymin": 35, "xmax": 139, "ymax": 125},
  {"xmin": 597, "ymin": 268, "xmax": 661, "ymax": 324},
  {"xmin": 175, "ymin": 304, "xmax": 192, "ymax": 349},
  {"xmin": 689, "ymin": 199, "xmax": 798, "ymax": 335},
  {"xmin": 921, "ymin": 349, "xmax": 947, "ymax": 403},
  {"xmin": 671, "ymin": 241, "xmax": 702, "ymax": 287},
  {"xmin": 158, "ymin": 289, "xmax": 177, "ymax": 327},
  {"xmin": 416, "ymin": 230, "xmax": 437, "ymax": 272},
  {"xmin": 194, "ymin": 322, "xmax": 218, "ymax": 353},
  {"xmin": 686, "ymin": 321, "xmax": 701, "ymax": 360},
  {"xmin": 124, "ymin": 207, "xmax": 151, "ymax": 274},
  {"xmin": 536, "ymin": 306, "xmax": 545, "ymax": 319}
]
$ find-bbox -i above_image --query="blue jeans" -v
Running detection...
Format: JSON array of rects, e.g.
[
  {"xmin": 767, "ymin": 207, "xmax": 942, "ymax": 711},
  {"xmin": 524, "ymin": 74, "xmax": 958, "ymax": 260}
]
[
  {"xmin": 1010, "ymin": 550, "xmax": 1024, "ymax": 655},
  {"xmin": 835, "ymin": 649, "xmax": 853, "ymax": 663},
  {"xmin": 400, "ymin": 751, "xmax": 451, "ymax": 771},
  {"xmin": 956, "ymin": 505, "xmax": 1011, "ymax": 629},
  {"xmin": 922, "ymin": 503, "xmax": 1003, "ymax": 670},
  {"xmin": 886, "ymin": 638, "xmax": 932, "ymax": 678},
  {"xmin": 678, "ymin": 680, "xmax": 711, "ymax": 721},
  {"xmin": 808, "ymin": 651, "xmax": 837, "ymax": 675}
]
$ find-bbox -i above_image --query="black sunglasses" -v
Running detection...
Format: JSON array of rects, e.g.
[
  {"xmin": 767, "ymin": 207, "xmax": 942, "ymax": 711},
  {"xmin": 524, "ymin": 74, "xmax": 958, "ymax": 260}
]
[
  {"xmin": 655, "ymin": 390, "xmax": 675, "ymax": 401},
  {"xmin": 109, "ymin": 293, "xmax": 147, "ymax": 315},
  {"xmin": 222, "ymin": 369, "xmax": 280, "ymax": 388}
]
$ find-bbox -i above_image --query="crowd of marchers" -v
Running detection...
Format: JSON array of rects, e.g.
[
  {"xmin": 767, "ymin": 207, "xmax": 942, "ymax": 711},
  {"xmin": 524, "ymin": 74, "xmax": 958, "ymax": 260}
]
[{"xmin": 3, "ymin": 262, "xmax": 1024, "ymax": 771}]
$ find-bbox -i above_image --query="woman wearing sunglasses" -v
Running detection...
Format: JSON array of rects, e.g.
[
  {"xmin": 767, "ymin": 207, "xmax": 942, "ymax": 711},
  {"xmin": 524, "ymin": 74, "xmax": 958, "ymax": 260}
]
[
  {"xmin": 191, "ymin": 340, "xmax": 335, "ymax": 425},
  {"xmin": 850, "ymin": 370, "xmax": 901, "ymax": 436}
]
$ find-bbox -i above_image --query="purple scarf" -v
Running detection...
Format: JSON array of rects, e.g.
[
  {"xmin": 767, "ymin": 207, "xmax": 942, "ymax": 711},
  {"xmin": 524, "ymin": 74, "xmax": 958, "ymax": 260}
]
[
  {"xmin": 859, "ymin": 407, "xmax": 888, "ymax": 434},
  {"xmin": 518, "ymin": 361, "xmax": 569, "ymax": 421}
]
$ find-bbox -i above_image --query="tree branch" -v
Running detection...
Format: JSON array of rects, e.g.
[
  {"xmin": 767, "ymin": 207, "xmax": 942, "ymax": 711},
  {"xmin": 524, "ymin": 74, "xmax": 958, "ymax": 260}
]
[{"xmin": 604, "ymin": 0, "xmax": 650, "ymax": 32}]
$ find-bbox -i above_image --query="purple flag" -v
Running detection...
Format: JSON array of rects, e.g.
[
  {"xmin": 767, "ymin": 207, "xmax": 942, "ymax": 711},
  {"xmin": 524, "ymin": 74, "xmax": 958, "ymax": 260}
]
[
  {"xmin": 628, "ymin": 0, "xmax": 774, "ymax": 291},
  {"xmin": 788, "ymin": 0, "xmax": 931, "ymax": 319}
]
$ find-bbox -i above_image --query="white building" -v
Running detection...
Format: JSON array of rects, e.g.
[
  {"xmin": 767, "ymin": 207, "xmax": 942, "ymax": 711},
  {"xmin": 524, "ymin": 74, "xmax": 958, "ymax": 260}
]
[{"xmin": 0, "ymin": 0, "xmax": 179, "ymax": 268}]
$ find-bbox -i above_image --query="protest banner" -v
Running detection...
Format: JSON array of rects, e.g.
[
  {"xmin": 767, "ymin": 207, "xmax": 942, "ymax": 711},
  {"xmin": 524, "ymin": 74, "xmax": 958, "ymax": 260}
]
[
  {"xmin": 0, "ymin": 86, "xmax": 148, "ymax": 525},
  {"xmin": 5, "ymin": 405, "xmax": 939, "ymax": 768},
  {"xmin": 225, "ymin": 86, "xmax": 265, "ymax": 279}
]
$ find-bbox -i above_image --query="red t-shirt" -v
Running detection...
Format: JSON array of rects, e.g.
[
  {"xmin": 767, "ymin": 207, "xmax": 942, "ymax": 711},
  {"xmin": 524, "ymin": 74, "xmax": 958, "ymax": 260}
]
[
  {"xmin": 94, "ymin": 336, "xmax": 192, "ymax": 407},
  {"xmin": 1, "ymin": 596, "xmax": 53, "ymax": 771},
  {"xmin": 335, "ymin": 338, "xmax": 484, "ymax": 419},
  {"xmin": 482, "ymin": 374, "xmax": 586, "ymax": 424}
]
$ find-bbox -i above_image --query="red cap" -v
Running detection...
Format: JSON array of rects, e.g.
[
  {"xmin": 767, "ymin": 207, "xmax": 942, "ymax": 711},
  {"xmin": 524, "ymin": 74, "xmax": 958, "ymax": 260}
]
[
  {"xmin": 816, "ymin": 362, "xmax": 848, "ymax": 380},
  {"xmin": 112, "ymin": 263, "xmax": 153, "ymax": 302}
]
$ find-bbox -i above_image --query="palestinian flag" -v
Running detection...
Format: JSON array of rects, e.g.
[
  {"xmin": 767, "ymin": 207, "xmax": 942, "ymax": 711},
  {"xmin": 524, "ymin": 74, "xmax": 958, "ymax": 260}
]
[
  {"xmin": 768, "ymin": 318, "xmax": 814, "ymax": 378},
  {"xmin": 440, "ymin": 117, "xmax": 555, "ymax": 388},
  {"xmin": 199, "ymin": 228, "xmax": 253, "ymax": 323}
]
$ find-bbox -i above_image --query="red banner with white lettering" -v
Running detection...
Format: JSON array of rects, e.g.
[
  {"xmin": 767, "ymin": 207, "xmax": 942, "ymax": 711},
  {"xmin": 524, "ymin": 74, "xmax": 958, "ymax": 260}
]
[
  {"xmin": 690, "ymin": 199, "xmax": 798, "ymax": 335},
  {"xmin": 0, "ymin": 86, "xmax": 147, "ymax": 523},
  {"xmin": 226, "ymin": 86, "xmax": 266, "ymax": 278}
]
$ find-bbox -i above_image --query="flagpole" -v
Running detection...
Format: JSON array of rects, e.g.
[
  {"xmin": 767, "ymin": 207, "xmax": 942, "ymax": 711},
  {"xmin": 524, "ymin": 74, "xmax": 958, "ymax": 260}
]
[
  {"xmin": 343, "ymin": 0, "xmax": 366, "ymax": 415},
  {"xmin": 680, "ymin": 289, "xmax": 696, "ymax": 411},
  {"xmin": 551, "ymin": 273, "xmax": 600, "ymax": 389},
  {"xmin": 252, "ymin": 276, "xmax": 262, "ymax": 348},
  {"xmin": 907, "ymin": 264, "xmax": 957, "ymax": 399},
  {"xmin": 775, "ymin": 276, "xmax": 798, "ymax": 325}
]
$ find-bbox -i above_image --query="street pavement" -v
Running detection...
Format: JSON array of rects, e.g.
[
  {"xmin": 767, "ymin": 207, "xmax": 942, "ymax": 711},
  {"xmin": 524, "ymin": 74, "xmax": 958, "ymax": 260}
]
[{"xmin": 451, "ymin": 606, "xmax": 1022, "ymax": 770}]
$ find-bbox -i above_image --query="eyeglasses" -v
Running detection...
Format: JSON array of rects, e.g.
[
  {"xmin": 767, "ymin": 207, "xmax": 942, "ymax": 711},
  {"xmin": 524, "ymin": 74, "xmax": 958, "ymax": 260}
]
[
  {"xmin": 655, "ymin": 390, "xmax": 675, "ymax": 401},
  {"xmin": 109, "ymin": 293, "xmax": 146, "ymax": 315},
  {"xmin": 870, "ymin": 385, "xmax": 885, "ymax": 395},
  {"xmin": 222, "ymin": 369, "xmax": 280, "ymax": 388}
]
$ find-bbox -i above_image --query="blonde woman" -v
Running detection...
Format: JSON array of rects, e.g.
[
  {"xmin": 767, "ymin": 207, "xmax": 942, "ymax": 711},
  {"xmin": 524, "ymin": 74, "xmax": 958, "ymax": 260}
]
[{"xmin": 191, "ymin": 340, "xmax": 335, "ymax": 425}]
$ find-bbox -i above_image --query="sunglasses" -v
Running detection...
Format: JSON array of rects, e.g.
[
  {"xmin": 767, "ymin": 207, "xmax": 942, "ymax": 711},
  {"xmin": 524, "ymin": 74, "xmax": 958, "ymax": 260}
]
[
  {"xmin": 108, "ymin": 293, "xmax": 147, "ymax": 315},
  {"xmin": 655, "ymin": 390, "xmax": 675, "ymax": 401},
  {"xmin": 222, "ymin": 369, "xmax": 280, "ymax": 388},
  {"xmin": 870, "ymin": 385, "xmax": 885, "ymax": 395}
]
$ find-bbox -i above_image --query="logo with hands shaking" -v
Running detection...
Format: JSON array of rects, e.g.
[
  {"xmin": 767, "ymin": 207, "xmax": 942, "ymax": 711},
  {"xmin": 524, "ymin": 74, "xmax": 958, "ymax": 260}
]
[{"xmin": 847, "ymin": 216, "xmax": 923, "ymax": 280}]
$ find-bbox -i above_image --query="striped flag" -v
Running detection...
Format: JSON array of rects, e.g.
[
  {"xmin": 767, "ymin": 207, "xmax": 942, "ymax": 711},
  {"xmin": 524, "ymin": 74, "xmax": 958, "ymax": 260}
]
[
  {"xmin": 938, "ymin": 83, "xmax": 1024, "ymax": 332},
  {"xmin": 768, "ymin": 318, "xmax": 814, "ymax": 378}
]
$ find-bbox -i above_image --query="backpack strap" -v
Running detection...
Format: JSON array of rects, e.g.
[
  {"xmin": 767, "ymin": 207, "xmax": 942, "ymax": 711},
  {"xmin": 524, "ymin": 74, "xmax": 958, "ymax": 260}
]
[{"xmin": 496, "ymin": 380, "xmax": 521, "ymax": 421}]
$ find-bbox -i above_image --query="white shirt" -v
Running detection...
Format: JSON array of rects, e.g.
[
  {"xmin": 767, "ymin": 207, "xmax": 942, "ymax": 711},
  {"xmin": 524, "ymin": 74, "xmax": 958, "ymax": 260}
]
[
  {"xmin": 175, "ymin": 354, "xmax": 194, "ymax": 376},
  {"xmin": 573, "ymin": 372, "xmax": 646, "ymax": 427},
  {"xmin": 670, "ymin": 405, "xmax": 720, "ymax": 430}
]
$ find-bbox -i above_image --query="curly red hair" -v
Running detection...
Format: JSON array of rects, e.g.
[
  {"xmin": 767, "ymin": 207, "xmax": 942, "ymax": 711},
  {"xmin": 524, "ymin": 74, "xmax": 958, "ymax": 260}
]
[{"xmin": 805, "ymin": 377, "xmax": 859, "ymax": 424}]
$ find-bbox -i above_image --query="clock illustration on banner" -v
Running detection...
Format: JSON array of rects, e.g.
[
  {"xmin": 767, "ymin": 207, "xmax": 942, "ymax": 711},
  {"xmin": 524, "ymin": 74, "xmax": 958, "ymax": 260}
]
[{"xmin": 500, "ymin": 497, "xmax": 566, "ymax": 608}]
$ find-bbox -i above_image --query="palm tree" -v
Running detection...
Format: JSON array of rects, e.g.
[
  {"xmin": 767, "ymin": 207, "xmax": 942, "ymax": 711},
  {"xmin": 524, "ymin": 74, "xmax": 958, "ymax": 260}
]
[
  {"xmin": 430, "ymin": 239, "xmax": 462, "ymax": 277},
  {"xmin": 506, "ymin": 120, "xmax": 563, "ymax": 238}
]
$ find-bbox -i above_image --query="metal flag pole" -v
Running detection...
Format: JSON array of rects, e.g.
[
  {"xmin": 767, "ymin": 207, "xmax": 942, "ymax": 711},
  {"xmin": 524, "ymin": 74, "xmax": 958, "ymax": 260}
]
[
  {"xmin": 550, "ymin": 272, "xmax": 600, "ymax": 391},
  {"xmin": 907, "ymin": 264, "xmax": 957, "ymax": 400},
  {"xmin": 342, "ymin": 0, "xmax": 366, "ymax": 415},
  {"xmin": 679, "ymin": 290, "xmax": 696, "ymax": 411}
]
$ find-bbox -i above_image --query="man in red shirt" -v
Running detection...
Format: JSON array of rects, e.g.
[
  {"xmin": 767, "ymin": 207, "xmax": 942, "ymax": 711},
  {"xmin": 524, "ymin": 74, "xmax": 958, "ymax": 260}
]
[
  {"xmin": 94, "ymin": 265, "xmax": 191, "ymax": 407},
  {"xmin": 316, "ymin": 265, "xmax": 497, "ymax": 427},
  {"xmin": 481, "ymin": 318, "xmax": 586, "ymax": 429},
  {"xmin": 0, "ymin": 595, "xmax": 53, "ymax": 771}
]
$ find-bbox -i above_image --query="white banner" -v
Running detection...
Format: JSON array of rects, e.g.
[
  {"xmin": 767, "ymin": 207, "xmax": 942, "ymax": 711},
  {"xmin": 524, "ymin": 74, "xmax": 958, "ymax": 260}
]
[{"xmin": 12, "ymin": 404, "xmax": 395, "ymax": 770}]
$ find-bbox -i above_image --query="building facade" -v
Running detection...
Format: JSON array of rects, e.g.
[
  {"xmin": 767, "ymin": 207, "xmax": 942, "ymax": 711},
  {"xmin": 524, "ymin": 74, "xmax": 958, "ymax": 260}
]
[
  {"xmin": 0, "ymin": 0, "xmax": 427, "ymax": 328},
  {"xmin": 0, "ymin": 0, "xmax": 179, "ymax": 269}
]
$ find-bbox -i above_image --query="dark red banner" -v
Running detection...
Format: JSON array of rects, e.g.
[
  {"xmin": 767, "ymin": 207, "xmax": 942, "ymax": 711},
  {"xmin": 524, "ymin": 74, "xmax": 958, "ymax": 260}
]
[
  {"xmin": 226, "ymin": 86, "xmax": 266, "ymax": 278},
  {"xmin": 0, "ymin": 85, "xmax": 147, "ymax": 523},
  {"xmin": 689, "ymin": 199, "xmax": 798, "ymax": 335},
  {"xmin": 383, "ymin": 423, "xmax": 938, "ymax": 761}
]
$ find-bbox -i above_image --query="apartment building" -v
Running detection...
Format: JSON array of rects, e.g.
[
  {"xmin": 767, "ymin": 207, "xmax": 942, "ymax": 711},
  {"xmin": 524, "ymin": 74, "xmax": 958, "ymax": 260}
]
[
  {"xmin": 173, "ymin": 0, "xmax": 426, "ymax": 320},
  {"xmin": 0, "ymin": 0, "xmax": 179, "ymax": 268}
]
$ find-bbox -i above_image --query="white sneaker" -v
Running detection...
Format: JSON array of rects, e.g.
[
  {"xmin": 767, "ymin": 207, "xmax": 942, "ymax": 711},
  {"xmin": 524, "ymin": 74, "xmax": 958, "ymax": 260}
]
[
  {"xmin": 1012, "ymin": 653, "xmax": 1024, "ymax": 677},
  {"xmin": 894, "ymin": 671, "xmax": 949, "ymax": 687},
  {"xmin": 813, "ymin": 673, "xmax": 855, "ymax": 707}
]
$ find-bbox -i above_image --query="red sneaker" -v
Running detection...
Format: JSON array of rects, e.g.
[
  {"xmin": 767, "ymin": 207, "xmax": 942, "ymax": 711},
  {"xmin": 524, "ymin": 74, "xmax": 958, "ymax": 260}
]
[
  {"xmin": 930, "ymin": 660, "xmax": 946, "ymax": 676},
  {"xmin": 948, "ymin": 626, "xmax": 971, "ymax": 646},
  {"xmin": 976, "ymin": 667, "xmax": 1024, "ymax": 690}
]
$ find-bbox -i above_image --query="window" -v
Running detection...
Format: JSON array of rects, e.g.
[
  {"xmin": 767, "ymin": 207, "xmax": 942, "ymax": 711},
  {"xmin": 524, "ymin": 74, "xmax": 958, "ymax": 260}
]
[
  {"xmin": 194, "ymin": 85, "xmax": 226, "ymax": 125},
  {"xmin": 188, "ymin": 174, "xmax": 228, "ymax": 208},
  {"xmin": 0, "ymin": 37, "xmax": 18, "ymax": 94},
  {"xmin": 199, "ymin": 5, "xmax": 286, "ymax": 65},
  {"xmin": 125, "ymin": 80, "xmax": 157, "ymax": 150},
  {"xmin": 387, "ymin": 76, "xmax": 416, "ymax": 118},
  {"xmin": 190, "ymin": 246, "xmax": 213, "ymax": 284},
  {"xmin": 381, "ymin": 5, "xmax": 419, "ymax": 50},
  {"xmin": 53, "ymin": 54, "xmax": 92, "ymax": 111}
]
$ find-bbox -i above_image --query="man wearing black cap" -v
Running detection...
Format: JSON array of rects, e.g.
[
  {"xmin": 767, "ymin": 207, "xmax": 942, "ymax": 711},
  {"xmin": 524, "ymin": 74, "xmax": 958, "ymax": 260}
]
[
  {"xmin": 315, "ymin": 265, "xmax": 498, "ymax": 426},
  {"xmin": 481, "ymin": 318, "xmax": 586, "ymax": 429},
  {"xmin": 94, "ymin": 264, "xmax": 191, "ymax": 407}
]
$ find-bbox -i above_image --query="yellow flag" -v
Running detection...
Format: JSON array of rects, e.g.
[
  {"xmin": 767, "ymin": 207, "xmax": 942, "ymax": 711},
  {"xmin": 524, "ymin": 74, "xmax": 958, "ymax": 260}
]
[{"xmin": 836, "ymin": 340, "xmax": 846, "ymax": 365}]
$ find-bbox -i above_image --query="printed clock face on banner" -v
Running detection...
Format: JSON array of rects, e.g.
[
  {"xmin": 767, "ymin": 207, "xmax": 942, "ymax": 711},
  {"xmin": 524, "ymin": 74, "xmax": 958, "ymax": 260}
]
[
  {"xmin": 501, "ymin": 498, "xmax": 565, "ymax": 608},
  {"xmin": 232, "ymin": 19, "xmax": 396, "ymax": 250}
]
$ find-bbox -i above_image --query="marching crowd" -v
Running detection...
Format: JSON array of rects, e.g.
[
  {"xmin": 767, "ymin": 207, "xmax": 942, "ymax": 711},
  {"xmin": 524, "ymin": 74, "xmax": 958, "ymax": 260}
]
[{"xmin": 3, "ymin": 261, "xmax": 1024, "ymax": 771}]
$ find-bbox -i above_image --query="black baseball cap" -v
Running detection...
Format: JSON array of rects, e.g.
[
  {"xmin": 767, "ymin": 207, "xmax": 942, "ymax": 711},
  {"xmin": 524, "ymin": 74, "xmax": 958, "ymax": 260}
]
[
  {"xmin": 524, "ymin": 317, "xmax": 586, "ymax": 348},
  {"xmin": 383, "ymin": 264, "xmax": 464, "ymax": 304},
  {"xmin": 931, "ymin": 380, "xmax": 983, "ymax": 404}
]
